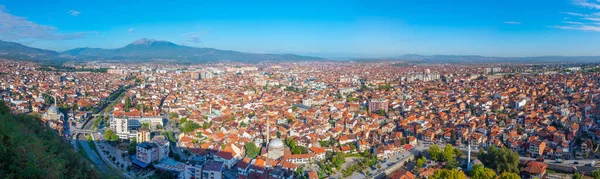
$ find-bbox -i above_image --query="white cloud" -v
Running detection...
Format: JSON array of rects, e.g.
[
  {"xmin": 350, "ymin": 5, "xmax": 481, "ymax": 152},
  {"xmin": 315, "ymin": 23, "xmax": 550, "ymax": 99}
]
[
  {"xmin": 563, "ymin": 21, "xmax": 584, "ymax": 25},
  {"xmin": 503, "ymin": 21, "xmax": 521, "ymax": 24},
  {"xmin": 551, "ymin": 25, "xmax": 600, "ymax": 32},
  {"xmin": 554, "ymin": 1, "xmax": 600, "ymax": 32},
  {"xmin": 561, "ymin": 12, "xmax": 587, "ymax": 16},
  {"xmin": 128, "ymin": 28, "xmax": 135, "ymax": 33},
  {"xmin": 584, "ymin": 17, "xmax": 600, "ymax": 21},
  {"xmin": 0, "ymin": 5, "xmax": 90, "ymax": 41},
  {"xmin": 68, "ymin": 10, "xmax": 81, "ymax": 16},
  {"xmin": 573, "ymin": 0, "xmax": 600, "ymax": 9}
]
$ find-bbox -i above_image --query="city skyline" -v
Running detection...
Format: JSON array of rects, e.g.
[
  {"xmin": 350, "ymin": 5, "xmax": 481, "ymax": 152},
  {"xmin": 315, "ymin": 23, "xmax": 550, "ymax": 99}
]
[{"xmin": 1, "ymin": 0, "xmax": 600, "ymax": 58}]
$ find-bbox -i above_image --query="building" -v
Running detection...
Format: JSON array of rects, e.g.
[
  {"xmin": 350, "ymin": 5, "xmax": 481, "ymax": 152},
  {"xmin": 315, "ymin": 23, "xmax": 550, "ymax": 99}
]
[
  {"xmin": 42, "ymin": 106, "xmax": 63, "ymax": 121},
  {"xmin": 202, "ymin": 160, "xmax": 224, "ymax": 179},
  {"xmin": 136, "ymin": 128, "xmax": 151, "ymax": 143},
  {"xmin": 183, "ymin": 163, "xmax": 202, "ymax": 179},
  {"xmin": 268, "ymin": 138, "xmax": 285, "ymax": 160},
  {"xmin": 190, "ymin": 72, "xmax": 200, "ymax": 80},
  {"xmin": 113, "ymin": 117, "xmax": 130, "ymax": 139},
  {"xmin": 302, "ymin": 99, "xmax": 313, "ymax": 107},
  {"xmin": 369, "ymin": 99, "xmax": 389, "ymax": 113},
  {"xmin": 201, "ymin": 71, "xmax": 214, "ymax": 79},
  {"xmin": 183, "ymin": 156, "xmax": 207, "ymax": 179},
  {"xmin": 135, "ymin": 136, "xmax": 170, "ymax": 165},
  {"xmin": 107, "ymin": 69, "xmax": 125, "ymax": 75},
  {"xmin": 111, "ymin": 116, "xmax": 164, "ymax": 140},
  {"xmin": 522, "ymin": 161, "xmax": 548, "ymax": 179}
]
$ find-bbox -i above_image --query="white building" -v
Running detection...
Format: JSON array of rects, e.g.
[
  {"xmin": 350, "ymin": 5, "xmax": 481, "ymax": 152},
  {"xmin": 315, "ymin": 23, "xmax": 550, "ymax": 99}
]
[
  {"xmin": 135, "ymin": 136, "xmax": 170, "ymax": 165},
  {"xmin": 302, "ymin": 98, "xmax": 313, "ymax": 107}
]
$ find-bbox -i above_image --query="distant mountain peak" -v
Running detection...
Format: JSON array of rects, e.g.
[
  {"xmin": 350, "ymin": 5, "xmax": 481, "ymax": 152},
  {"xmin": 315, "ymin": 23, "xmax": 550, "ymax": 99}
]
[
  {"xmin": 127, "ymin": 38, "xmax": 179, "ymax": 48},
  {"xmin": 131, "ymin": 38, "xmax": 157, "ymax": 45}
]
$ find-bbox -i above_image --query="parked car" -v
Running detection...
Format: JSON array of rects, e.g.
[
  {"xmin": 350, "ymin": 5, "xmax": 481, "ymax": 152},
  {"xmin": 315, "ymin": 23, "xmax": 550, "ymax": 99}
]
[
  {"xmin": 555, "ymin": 159, "xmax": 563, "ymax": 163},
  {"xmin": 573, "ymin": 161, "xmax": 579, "ymax": 164}
]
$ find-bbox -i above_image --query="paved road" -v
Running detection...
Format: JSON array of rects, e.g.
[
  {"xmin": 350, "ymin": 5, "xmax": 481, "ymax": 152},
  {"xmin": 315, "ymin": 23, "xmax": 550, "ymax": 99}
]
[
  {"xmin": 79, "ymin": 139, "xmax": 108, "ymax": 173},
  {"xmin": 418, "ymin": 141, "xmax": 600, "ymax": 174}
]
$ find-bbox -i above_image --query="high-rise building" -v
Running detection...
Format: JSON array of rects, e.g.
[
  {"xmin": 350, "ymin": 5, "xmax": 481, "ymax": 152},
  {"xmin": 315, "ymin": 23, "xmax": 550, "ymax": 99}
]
[
  {"xmin": 190, "ymin": 72, "xmax": 200, "ymax": 80},
  {"xmin": 201, "ymin": 71, "xmax": 214, "ymax": 79},
  {"xmin": 114, "ymin": 117, "xmax": 129, "ymax": 139},
  {"xmin": 137, "ymin": 128, "xmax": 151, "ymax": 143},
  {"xmin": 369, "ymin": 99, "xmax": 389, "ymax": 113},
  {"xmin": 302, "ymin": 98, "xmax": 313, "ymax": 107}
]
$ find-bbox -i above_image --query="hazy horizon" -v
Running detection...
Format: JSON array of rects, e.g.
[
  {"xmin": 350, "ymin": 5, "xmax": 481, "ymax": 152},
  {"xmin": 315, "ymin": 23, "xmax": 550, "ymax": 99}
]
[{"xmin": 2, "ymin": 0, "xmax": 600, "ymax": 58}]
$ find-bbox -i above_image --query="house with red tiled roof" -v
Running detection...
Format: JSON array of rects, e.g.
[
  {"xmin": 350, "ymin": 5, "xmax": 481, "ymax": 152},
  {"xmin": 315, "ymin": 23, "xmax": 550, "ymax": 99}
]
[
  {"xmin": 237, "ymin": 157, "xmax": 252, "ymax": 177},
  {"xmin": 389, "ymin": 169, "xmax": 415, "ymax": 179},
  {"xmin": 308, "ymin": 147, "xmax": 326, "ymax": 161},
  {"xmin": 215, "ymin": 146, "xmax": 240, "ymax": 169},
  {"xmin": 522, "ymin": 161, "xmax": 547, "ymax": 179},
  {"xmin": 307, "ymin": 171, "xmax": 318, "ymax": 179}
]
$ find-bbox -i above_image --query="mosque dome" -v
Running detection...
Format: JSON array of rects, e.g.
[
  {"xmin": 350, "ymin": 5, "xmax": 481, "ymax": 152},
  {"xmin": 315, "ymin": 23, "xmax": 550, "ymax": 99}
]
[
  {"xmin": 48, "ymin": 106, "xmax": 59, "ymax": 114},
  {"xmin": 269, "ymin": 138, "xmax": 284, "ymax": 148},
  {"xmin": 267, "ymin": 138, "xmax": 285, "ymax": 160}
]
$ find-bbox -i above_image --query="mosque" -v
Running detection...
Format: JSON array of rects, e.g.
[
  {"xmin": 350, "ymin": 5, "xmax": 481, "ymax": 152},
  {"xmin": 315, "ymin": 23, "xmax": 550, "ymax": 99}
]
[{"xmin": 41, "ymin": 96, "xmax": 65, "ymax": 136}]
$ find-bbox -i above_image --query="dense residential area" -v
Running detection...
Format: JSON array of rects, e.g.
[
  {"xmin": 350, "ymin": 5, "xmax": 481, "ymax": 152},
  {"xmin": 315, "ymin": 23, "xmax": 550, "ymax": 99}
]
[{"xmin": 3, "ymin": 58, "xmax": 600, "ymax": 179}]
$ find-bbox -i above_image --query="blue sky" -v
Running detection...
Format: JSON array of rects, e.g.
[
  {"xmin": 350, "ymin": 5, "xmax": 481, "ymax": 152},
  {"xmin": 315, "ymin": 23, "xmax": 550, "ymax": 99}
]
[{"xmin": 1, "ymin": 0, "xmax": 600, "ymax": 58}]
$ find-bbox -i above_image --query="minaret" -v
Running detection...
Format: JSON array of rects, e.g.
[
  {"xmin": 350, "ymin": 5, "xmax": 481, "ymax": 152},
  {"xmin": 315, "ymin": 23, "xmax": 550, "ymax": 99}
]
[
  {"xmin": 467, "ymin": 142, "xmax": 472, "ymax": 171},
  {"xmin": 266, "ymin": 119, "xmax": 270, "ymax": 146},
  {"xmin": 53, "ymin": 94, "xmax": 57, "ymax": 106}
]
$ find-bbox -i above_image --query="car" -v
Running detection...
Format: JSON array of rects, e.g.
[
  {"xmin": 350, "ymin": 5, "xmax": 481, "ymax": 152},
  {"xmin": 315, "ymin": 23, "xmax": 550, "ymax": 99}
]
[
  {"xmin": 573, "ymin": 161, "xmax": 579, "ymax": 164},
  {"xmin": 555, "ymin": 159, "xmax": 563, "ymax": 163}
]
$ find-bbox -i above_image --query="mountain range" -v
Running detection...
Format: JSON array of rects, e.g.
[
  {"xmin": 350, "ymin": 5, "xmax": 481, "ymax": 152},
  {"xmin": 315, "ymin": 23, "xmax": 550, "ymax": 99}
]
[
  {"xmin": 2, "ymin": 39, "xmax": 600, "ymax": 64},
  {"xmin": 0, "ymin": 38, "xmax": 323, "ymax": 63}
]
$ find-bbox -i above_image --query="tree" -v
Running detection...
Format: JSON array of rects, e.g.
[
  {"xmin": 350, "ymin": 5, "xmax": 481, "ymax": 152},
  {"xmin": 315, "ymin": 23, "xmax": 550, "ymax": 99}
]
[
  {"xmin": 478, "ymin": 146, "xmax": 520, "ymax": 174},
  {"xmin": 202, "ymin": 121, "xmax": 212, "ymax": 129},
  {"xmin": 416, "ymin": 156, "xmax": 426, "ymax": 169},
  {"xmin": 454, "ymin": 148, "xmax": 462, "ymax": 158},
  {"xmin": 196, "ymin": 132, "xmax": 204, "ymax": 140},
  {"xmin": 451, "ymin": 131, "xmax": 457, "ymax": 142},
  {"xmin": 128, "ymin": 138, "xmax": 138, "ymax": 155},
  {"xmin": 573, "ymin": 172, "xmax": 582, "ymax": 179},
  {"xmin": 0, "ymin": 101, "xmax": 101, "ymax": 178},
  {"xmin": 428, "ymin": 144, "xmax": 442, "ymax": 161},
  {"xmin": 497, "ymin": 172, "xmax": 520, "ymax": 179},
  {"xmin": 180, "ymin": 117, "xmax": 187, "ymax": 124},
  {"xmin": 295, "ymin": 167, "xmax": 305, "ymax": 178},
  {"xmin": 182, "ymin": 121, "xmax": 201, "ymax": 134},
  {"xmin": 124, "ymin": 97, "xmax": 131, "ymax": 112},
  {"xmin": 379, "ymin": 109, "xmax": 386, "ymax": 116},
  {"xmin": 245, "ymin": 142, "xmax": 259, "ymax": 158},
  {"xmin": 104, "ymin": 129, "xmax": 118, "ymax": 142},
  {"xmin": 170, "ymin": 112, "xmax": 179, "ymax": 119},
  {"xmin": 443, "ymin": 144, "xmax": 455, "ymax": 162},
  {"xmin": 592, "ymin": 169, "xmax": 600, "ymax": 179},
  {"xmin": 292, "ymin": 146, "xmax": 308, "ymax": 154},
  {"xmin": 470, "ymin": 164, "xmax": 496, "ymax": 179},
  {"xmin": 431, "ymin": 169, "xmax": 467, "ymax": 179}
]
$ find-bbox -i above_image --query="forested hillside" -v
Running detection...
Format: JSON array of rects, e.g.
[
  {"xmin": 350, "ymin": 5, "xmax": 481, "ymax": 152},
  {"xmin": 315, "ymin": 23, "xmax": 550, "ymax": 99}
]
[{"xmin": 0, "ymin": 101, "xmax": 102, "ymax": 178}]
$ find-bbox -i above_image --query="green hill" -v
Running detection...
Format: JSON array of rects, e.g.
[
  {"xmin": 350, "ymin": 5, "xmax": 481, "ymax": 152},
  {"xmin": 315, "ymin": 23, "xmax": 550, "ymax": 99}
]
[{"xmin": 0, "ymin": 101, "xmax": 102, "ymax": 178}]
